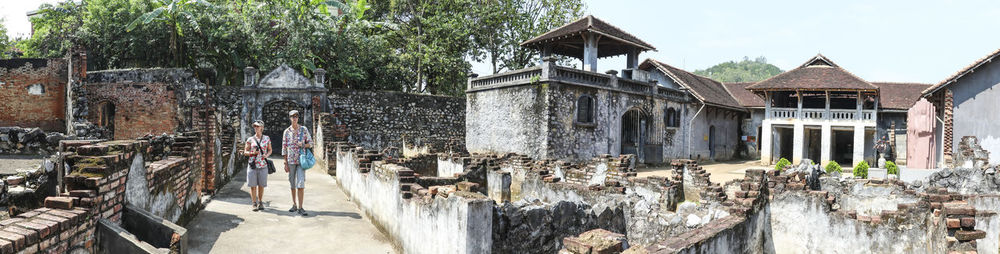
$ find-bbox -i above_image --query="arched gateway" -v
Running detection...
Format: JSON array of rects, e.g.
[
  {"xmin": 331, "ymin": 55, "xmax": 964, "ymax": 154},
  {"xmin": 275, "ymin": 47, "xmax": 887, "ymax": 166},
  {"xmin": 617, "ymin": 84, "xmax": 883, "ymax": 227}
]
[{"xmin": 240, "ymin": 65, "xmax": 329, "ymax": 143}]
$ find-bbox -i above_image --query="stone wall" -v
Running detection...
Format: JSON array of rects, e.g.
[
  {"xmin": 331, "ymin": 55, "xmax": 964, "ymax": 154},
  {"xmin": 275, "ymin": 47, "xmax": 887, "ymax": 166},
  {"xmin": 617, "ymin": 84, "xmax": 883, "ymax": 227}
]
[
  {"xmin": 0, "ymin": 127, "xmax": 72, "ymax": 155},
  {"xmin": 0, "ymin": 58, "xmax": 77, "ymax": 132},
  {"xmin": 329, "ymin": 88, "xmax": 465, "ymax": 154},
  {"xmin": 82, "ymin": 68, "xmax": 206, "ymax": 140},
  {"xmin": 466, "ymin": 85, "xmax": 548, "ymax": 159},
  {"xmin": 334, "ymin": 144, "xmax": 493, "ymax": 254}
]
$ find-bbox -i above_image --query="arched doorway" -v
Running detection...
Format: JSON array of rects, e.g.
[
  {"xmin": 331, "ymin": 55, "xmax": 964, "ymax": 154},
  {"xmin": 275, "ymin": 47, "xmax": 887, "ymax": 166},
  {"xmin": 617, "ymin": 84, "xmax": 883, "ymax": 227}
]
[
  {"xmin": 262, "ymin": 101, "xmax": 304, "ymax": 150},
  {"xmin": 621, "ymin": 108, "xmax": 653, "ymax": 163},
  {"xmin": 96, "ymin": 101, "xmax": 116, "ymax": 138}
]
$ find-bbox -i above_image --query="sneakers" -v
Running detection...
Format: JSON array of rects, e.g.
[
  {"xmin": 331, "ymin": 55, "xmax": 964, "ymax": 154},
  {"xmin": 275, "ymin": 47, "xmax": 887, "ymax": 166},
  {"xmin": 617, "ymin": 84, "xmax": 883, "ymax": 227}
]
[
  {"xmin": 252, "ymin": 202, "xmax": 260, "ymax": 212},
  {"xmin": 289, "ymin": 206, "xmax": 298, "ymax": 212},
  {"xmin": 298, "ymin": 208, "xmax": 308, "ymax": 216}
]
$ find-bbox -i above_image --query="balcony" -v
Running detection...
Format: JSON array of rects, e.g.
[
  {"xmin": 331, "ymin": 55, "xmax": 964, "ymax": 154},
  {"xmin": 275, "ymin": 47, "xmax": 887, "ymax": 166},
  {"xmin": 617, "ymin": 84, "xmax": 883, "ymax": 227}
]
[
  {"xmin": 467, "ymin": 62, "xmax": 688, "ymax": 100},
  {"xmin": 767, "ymin": 108, "xmax": 875, "ymax": 121}
]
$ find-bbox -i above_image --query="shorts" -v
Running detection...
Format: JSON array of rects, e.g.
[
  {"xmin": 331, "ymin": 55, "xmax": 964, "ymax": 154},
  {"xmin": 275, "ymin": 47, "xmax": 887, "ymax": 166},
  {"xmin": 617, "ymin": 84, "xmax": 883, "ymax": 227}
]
[
  {"xmin": 247, "ymin": 166, "xmax": 267, "ymax": 187},
  {"xmin": 288, "ymin": 164, "xmax": 306, "ymax": 189}
]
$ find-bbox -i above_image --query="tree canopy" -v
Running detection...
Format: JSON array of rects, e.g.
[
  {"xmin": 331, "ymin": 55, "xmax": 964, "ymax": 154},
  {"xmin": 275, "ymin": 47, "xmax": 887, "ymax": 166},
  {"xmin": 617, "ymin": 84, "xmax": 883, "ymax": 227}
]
[
  {"xmin": 8, "ymin": 0, "xmax": 584, "ymax": 96},
  {"xmin": 694, "ymin": 56, "xmax": 783, "ymax": 83}
]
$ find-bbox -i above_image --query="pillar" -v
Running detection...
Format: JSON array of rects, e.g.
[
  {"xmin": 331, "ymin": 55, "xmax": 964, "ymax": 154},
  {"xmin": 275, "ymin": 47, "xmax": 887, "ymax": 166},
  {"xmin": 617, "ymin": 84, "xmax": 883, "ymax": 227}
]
[
  {"xmin": 853, "ymin": 125, "xmax": 865, "ymax": 167},
  {"xmin": 583, "ymin": 34, "xmax": 598, "ymax": 72},
  {"xmin": 821, "ymin": 124, "xmax": 831, "ymax": 166},
  {"xmin": 792, "ymin": 123, "xmax": 804, "ymax": 164},
  {"xmin": 626, "ymin": 48, "xmax": 639, "ymax": 69},
  {"xmin": 761, "ymin": 121, "xmax": 773, "ymax": 165}
]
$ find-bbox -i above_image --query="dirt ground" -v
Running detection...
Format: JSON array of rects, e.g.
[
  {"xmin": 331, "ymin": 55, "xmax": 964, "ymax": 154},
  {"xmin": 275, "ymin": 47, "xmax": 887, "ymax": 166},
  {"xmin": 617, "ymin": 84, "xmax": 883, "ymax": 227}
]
[{"xmin": 637, "ymin": 160, "xmax": 768, "ymax": 184}]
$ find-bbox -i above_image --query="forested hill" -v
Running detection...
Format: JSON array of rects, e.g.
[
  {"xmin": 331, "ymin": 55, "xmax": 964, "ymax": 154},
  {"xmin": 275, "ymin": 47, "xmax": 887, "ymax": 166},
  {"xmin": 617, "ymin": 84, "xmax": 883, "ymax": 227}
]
[{"xmin": 694, "ymin": 56, "xmax": 783, "ymax": 83}]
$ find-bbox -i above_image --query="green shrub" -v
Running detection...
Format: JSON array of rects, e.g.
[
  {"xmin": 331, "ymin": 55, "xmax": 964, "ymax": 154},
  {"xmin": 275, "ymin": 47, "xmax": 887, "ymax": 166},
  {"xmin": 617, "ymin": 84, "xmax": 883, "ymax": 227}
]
[
  {"xmin": 854, "ymin": 161, "xmax": 870, "ymax": 178},
  {"xmin": 886, "ymin": 161, "xmax": 899, "ymax": 175},
  {"xmin": 825, "ymin": 162, "xmax": 842, "ymax": 174},
  {"xmin": 775, "ymin": 158, "xmax": 791, "ymax": 172}
]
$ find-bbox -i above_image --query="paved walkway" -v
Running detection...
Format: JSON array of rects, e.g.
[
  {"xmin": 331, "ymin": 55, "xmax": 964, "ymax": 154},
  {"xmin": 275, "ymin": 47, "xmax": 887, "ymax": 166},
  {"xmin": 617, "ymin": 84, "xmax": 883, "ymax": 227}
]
[{"xmin": 187, "ymin": 158, "xmax": 396, "ymax": 254}]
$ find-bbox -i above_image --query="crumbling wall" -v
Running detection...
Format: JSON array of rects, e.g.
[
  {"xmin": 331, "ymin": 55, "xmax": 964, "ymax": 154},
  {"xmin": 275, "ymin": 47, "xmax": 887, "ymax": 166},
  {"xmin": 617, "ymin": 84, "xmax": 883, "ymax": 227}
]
[
  {"xmin": 466, "ymin": 84, "xmax": 548, "ymax": 159},
  {"xmin": 0, "ymin": 58, "xmax": 70, "ymax": 132},
  {"xmin": 329, "ymin": 88, "xmax": 465, "ymax": 154},
  {"xmin": 335, "ymin": 145, "xmax": 492, "ymax": 254},
  {"xmin": 83, "ymin": 68, "xmax": 206, "ymax": 140},
  {"xmin": 0, "ymin": 127, "xmax": 72, "ymax": 155}
]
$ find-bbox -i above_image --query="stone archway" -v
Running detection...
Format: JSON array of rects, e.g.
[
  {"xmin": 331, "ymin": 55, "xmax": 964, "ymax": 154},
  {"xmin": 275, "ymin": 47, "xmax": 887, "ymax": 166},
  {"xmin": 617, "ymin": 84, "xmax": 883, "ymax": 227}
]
[
  {"xmin": 240, "ymin": 64, "xmax": 329, "ymax": 143},
  {"xmin": 261, "ymin": 100, "xmax": 304, "ymax": 149}
]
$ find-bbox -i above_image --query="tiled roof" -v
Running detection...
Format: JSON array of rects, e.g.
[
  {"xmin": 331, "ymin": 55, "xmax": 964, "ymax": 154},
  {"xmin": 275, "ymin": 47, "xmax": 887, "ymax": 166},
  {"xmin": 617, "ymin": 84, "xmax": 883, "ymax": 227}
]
[
  {"xmin": 923, "ymin": 48, "xmax": 1000, "ymax": 96},
  {"xmin": 724, "ymin": 82, "xmax": 765, "ymax": 108},
  {"xmin": 520, "ymin": 15, "xmax": 655, "ymax": 57},
  {"xmin": 746, "ymin": 54, "xmax": 878, "ymax": 91},
  {"xmin": 871, "ymin": 82, "xmax": 932, "ymax": 110},
  {"xmin": 641, "ymin": 59, "xmax": 743, "ymax": 110}
]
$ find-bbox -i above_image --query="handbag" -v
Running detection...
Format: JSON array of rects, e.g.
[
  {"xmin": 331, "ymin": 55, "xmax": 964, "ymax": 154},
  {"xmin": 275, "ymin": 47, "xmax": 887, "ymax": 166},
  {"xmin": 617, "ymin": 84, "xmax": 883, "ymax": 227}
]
[
  {"xmin": 300, "ymin": 148, "xmax": 315, "ymax": 170},
  {"xmin": 252, "ymin": 137, "xmax": 277, "ymax": 174}
]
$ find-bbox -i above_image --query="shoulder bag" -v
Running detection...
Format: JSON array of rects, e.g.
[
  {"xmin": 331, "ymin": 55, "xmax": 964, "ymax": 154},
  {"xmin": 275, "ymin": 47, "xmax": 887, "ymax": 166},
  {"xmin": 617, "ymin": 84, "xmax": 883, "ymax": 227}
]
[{"xmin": 252, "ymin": 137, "xmax": 276, "ymax": 174}]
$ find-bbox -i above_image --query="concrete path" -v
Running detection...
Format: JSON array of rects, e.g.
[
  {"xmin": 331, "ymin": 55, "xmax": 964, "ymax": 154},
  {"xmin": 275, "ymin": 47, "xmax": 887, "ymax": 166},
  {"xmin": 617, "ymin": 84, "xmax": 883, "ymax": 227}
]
[{"xmin": 187, "ymin": 158, "xmax": 396, "ymax": 254}]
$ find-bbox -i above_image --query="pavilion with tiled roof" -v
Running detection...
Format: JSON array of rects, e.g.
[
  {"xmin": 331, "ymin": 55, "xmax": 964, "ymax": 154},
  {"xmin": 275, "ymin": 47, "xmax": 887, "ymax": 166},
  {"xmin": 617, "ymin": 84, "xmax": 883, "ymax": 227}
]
[{"xmin": 521, "ymin": 15, "xmax": 656, "ymax": 72}]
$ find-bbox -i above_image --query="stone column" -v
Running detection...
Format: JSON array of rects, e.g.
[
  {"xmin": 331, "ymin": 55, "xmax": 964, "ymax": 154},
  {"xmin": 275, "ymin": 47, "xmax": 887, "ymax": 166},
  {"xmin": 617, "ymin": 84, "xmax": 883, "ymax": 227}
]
[
  {"xmin": 792, "ymin": 123, "xmax": 804, "ymax": 164},
  {"xmin": 853, "ymin": 124, "xmax": 865, "ymax": 167},
  {"xmin": 821, "ymin": 124, "xmax": 832, "ymax": 166},
  {"xmin": 583, "ymin": 34, "xmax": 599, "ymax": 72},
  {"xmin": 761, "ymin": 121, "xmax": 773, "ymax": 165}
]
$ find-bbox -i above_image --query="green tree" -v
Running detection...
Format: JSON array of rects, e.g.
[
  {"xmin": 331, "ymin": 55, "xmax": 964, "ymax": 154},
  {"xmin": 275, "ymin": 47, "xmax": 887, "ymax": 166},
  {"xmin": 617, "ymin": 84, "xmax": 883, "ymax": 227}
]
[
  {"xmin": 0, "ymin": 19, "xmax": 11, "ymax": 58},
  {"xmin": 17, "ymin": 1, "xmax": 86, "ymax": 58},
  {"xmin": 471, "ymin": 0, "xmax": 584, "ymax": 74},
  {"xmin": 127, "ymin": 0, "xmax": 214, "ymax": 67},
  {"xmin": 694, "ymin": 56, "xmax": 783, "ymax": 83}
]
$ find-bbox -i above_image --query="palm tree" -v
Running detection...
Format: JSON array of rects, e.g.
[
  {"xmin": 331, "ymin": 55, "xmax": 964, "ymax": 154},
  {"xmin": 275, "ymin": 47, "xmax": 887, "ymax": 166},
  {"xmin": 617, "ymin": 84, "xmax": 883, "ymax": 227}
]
[{"xmin": 126, "ymin": 0, "xmax": 212, "ymax": 67}]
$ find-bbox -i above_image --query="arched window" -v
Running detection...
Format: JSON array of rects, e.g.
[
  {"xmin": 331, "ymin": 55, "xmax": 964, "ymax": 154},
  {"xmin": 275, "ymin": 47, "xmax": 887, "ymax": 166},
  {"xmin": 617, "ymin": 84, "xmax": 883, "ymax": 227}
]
[
  {"xmin": 665, "ymin": 107, "xmax": 678, "ymax": 127},
  {"xmin": 576, "ymin": 95, "xmax": 595, "ymax": 124}
]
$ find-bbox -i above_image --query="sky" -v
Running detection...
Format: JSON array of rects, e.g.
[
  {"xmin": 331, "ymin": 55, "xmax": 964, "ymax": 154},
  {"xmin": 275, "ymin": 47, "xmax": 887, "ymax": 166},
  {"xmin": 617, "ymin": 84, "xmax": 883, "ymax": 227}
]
[
  {"xmin": 4, "ymin": 0, "xmax": 1000, "ymax": 84},
  {"xmin": 474, "ymin": 0, "xmax": 1000, "ymax": 84}
]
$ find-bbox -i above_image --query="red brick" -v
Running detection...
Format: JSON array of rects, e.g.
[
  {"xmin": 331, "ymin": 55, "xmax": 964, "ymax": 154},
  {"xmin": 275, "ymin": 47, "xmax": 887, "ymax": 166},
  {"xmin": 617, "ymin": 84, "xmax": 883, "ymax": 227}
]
[
  {"xmin": 4, "ymin": 226, "xmax": 39, "ymax": 245},
  {"xmin": 947, "ymin": 218, "xmax": 961, "ymax": 229},
  {"xmin": 0, "ymin": 230, "xmax": 26, "ymax": 249},
  {"xmin": 0, "ymin": 238, "xmax": 12, "ymax": 254},
  {"xmin": 44, "ymin": 197, "xmax": 74, "ymax": 210},
  {"xmin": 955, "ymin": 230, "xmax": 986, "ymax": 241},
  {"xmin": 945, "ymin": 207, "xmax": 976, "ymax": 216},
  {"xmin": 16, "ymin": 222, "xmax": 51, "ymax": 239},
  {"xmin": 961, "ymin": 217, "xmax": 976, "ymax": 228},
  {"xmin": 68, "ymin": 190, "xmax": 96, "ymax": 198}
]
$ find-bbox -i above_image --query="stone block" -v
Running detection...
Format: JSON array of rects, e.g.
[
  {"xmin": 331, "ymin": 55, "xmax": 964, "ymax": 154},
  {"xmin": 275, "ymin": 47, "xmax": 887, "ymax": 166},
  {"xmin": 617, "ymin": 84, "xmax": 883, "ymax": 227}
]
[
  {"xmin": 929, "ymin": 194, "xmax": 951, "ymax": 202},
  {"xmin": 562, "ymin": 237, "xmax": 591, "ymax": 254}
]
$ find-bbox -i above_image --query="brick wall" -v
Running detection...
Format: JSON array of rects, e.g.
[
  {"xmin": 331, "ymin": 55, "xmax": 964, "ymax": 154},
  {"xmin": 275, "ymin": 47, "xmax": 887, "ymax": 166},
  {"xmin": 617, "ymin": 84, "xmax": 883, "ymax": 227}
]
[
  {"xmin": 0, "ymin": 59, "xmax": 69, "ymax": 132},
  {"xmin": 83, "ymin": 82, "xmax": 179, "ymax": 140},
  {"xmin": 82, "ymin": 69, "xmax": 207, "ymax": 140}
]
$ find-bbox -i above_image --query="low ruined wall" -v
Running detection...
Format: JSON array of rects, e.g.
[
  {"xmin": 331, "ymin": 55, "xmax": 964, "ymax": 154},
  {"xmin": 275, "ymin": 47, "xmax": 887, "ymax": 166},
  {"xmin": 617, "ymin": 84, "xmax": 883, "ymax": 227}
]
[
  {"xmin": 770, "ymin": 191, "xmax": 947, "ymax": 253},
  {"xmin": 970, "ymin": 195, "xmax": 1000, "ymax": 254},
  {"xmin": 329, "ymin": 88, "xmax": 465, "ymax": 154},
  {"xmin": 335, "ymin": 145, "xmax": 492, "ymax": 254},
  {"xmin": 0, "ymin": 127, "xmax": 73, "ymax": 155},
  {"xmin": 493, "ymin": 200, "xmax": 626, "ymax": 254}
]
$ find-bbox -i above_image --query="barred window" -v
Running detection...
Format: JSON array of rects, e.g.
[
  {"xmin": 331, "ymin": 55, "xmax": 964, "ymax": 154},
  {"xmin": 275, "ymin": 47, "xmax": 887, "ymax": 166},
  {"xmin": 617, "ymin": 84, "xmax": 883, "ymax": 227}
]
[{"xmin": 665, "ymin": 107, "xmax": 679, "ymax": 127}]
